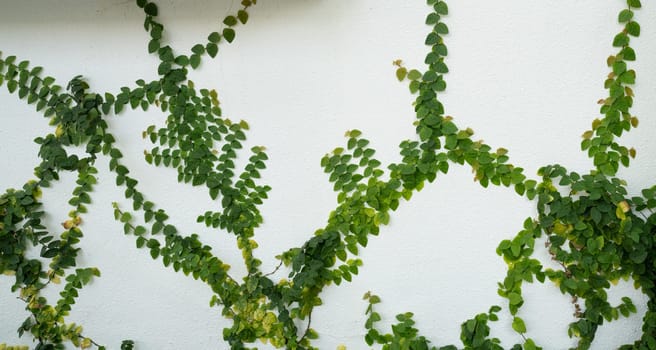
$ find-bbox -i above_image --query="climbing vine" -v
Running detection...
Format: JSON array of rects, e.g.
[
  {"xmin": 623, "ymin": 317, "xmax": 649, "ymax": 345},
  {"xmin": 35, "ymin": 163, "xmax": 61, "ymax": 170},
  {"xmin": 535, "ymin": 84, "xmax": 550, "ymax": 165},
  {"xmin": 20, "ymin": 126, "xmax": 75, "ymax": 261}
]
[{"xmin": 0, "ymin": 0, "xmax": 654, "ymax": 349}]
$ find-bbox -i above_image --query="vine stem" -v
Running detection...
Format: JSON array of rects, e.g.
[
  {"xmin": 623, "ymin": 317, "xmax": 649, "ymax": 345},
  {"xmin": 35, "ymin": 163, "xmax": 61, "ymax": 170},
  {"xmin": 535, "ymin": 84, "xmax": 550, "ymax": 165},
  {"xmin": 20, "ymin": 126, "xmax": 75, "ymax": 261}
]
[
  {"xmin": 298, "ymin": 311, "xmax": 313, "ymax": 345},
  {"xmin": 545, "ymin": 239, "xmax": 583, "ymax": 318},
  {"xmin": 519, "ymin": 332, "xmax": 527, "ymax": 342},
  {"xmin": 82, "ymin": 334, "xmax": 103, "ymax": 348},
  {"xmin": 263, "ymin": 259, "xmax": 283, "ymax": 277}
]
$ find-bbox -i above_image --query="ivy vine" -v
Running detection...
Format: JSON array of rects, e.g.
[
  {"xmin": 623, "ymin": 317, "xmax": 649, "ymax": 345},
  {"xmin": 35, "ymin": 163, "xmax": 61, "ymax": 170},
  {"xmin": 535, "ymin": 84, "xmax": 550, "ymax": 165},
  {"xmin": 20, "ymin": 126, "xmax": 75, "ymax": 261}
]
[{"xmin": 1, "ymin": 0, "xmax": 654, "ymax": 349}]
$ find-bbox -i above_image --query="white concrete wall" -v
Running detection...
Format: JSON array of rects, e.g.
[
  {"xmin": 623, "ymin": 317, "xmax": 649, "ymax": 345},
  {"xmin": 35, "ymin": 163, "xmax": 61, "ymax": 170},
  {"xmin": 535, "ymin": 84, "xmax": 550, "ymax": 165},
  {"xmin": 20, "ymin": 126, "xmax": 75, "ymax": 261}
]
[{"xmin": 1, "ymin": 1, "xmax": 656, "ymax": 349}]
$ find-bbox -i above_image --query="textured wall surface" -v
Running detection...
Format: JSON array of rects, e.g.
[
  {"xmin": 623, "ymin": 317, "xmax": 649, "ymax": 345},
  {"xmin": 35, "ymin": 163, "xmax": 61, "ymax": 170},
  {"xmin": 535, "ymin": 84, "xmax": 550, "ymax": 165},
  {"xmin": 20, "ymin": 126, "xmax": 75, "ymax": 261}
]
[{"xmin": 1, "ymin": 1, "xmax": 656, "ymax": 349}]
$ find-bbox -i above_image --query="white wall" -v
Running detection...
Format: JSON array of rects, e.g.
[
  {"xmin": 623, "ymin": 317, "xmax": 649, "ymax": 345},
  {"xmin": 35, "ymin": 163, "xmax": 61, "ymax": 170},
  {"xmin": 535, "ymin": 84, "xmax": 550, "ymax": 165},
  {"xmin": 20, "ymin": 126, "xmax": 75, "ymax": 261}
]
[{"xmin": 1, "ymin": 1, "xmax": 656, "ymax": 349}]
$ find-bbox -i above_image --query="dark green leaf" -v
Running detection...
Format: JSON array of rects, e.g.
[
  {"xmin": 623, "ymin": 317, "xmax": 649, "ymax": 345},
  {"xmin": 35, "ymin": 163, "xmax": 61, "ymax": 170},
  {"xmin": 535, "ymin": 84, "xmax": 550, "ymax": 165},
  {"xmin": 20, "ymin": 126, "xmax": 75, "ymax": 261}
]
[
  {"xmin": 434, "ymin": 1, "xmax": 448, "ymax": 15},
  {"xmin": 626, "ymin": 21, "xmax": 640, "ymax": 36},
  {"xmin": 612, "ymin": 33, "xmax": 629, "ymax": 47},
  {"xmin": 208, "ymin": 32, "xmax": 221, "ymax": 43},
  {"xmin": 191, "ymin": 44, "xmax": 205, "ymax": 55},
  {"xmin": 621, "ymin": 47, "xmax": 636, "ymax": 61},
  {"xmin": 144, "ymin": 2, "xmax": 158, "ymax": 16},
  {"xmin": 223, "ymin": 16, "xmax": 238, "ymax": 26},
  {"xmin": 426, "ymin": 13, "xmax": 440, "ymax": 25},
  {"xmin": 238, "ymin": 10, "xmax": 249, "ymax": 24},
  {"xmin": 206, "ymin": 43, "xmax": 219, "ymax": 58},
  {"xmin": 190, "ymin": 54, "xmax": 201, "ymax": 69},
  {"xmin": 425, "ymin": 32, "xmax": 440, "ymax": 45},
  {"xmin": 435, "ymin": 23, "xmax": 449, "ymax": 34},
  {"xmin": 175, "ymin": 55, "xmax": 189, "ymax": 66},
  {"xmin": 423, "ymin": 70, "xmax": 438, "ymax": 82},
  {"xmin": 223, "ymin": 28, "xmax": 236, "ymax": 43}
]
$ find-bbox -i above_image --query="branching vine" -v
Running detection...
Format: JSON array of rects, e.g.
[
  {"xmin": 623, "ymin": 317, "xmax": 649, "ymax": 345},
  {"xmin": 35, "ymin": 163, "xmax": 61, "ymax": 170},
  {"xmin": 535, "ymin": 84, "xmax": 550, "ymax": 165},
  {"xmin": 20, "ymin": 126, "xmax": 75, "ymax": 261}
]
[{"xmin": 1, "ymin": 0, "xmax": 654, "ymax": 349}]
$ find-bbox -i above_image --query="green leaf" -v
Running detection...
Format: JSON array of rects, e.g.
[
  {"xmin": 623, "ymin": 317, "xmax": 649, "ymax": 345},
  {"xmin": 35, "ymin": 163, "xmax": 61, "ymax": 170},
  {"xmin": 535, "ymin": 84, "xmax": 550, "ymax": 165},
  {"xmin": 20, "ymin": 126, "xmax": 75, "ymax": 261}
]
[
  {"xmin": 110, "ymin": 149, "xmax": 123, "ymax": 159},
  {"xmin": 424, "ymin": 114, "xmax": 440, "ymax": 126},
  {"xmin": 423, "ymin": 70, "xmax": 438, "ymax": 82},
  {"xmin": 134, "ymin": 226, "xmax": 147, "ymax": 235},
  {"xmin": 626, "ymin": 21, "xmax": 640, "ymax": 36},
  {"xmin": 408, "ymin": 80, "xmax": 420, "ymax": 94},
  {"xmin": 621, "ymin": 47, "xmax": 636, "ymax": 61},
  {"xmin": 441, "ymin": 121, "xmax": 457, "ymax": 134},
  {"xmin": 223, "ymin": 15, "xmax": 238, "ymax": 26},
  {"xmin": 191, "ymin": 44, "xmax": 205, "ymax": 55},
  {"xmin": 238, "ymin": 10, "xmax": 249, "ymax": 24},
  {"xmin": 508, "ymin": 292, "xmax": 523, "ymax": 306},
  {"xmin": 206, "ymin": 43, "xmax": 219, "ymax": 58},
  {"xmin": 163, "ymin": 224, "xmax": 177, "ymax": 235},
  {"xmin": 136, "ymin": 236, "xmax": 146, "ymax": 248},
  {"xmin": 396, "ymin": 67, "xmax": 407, "ymax": 81},
  {"xmin": 630, "ymin": 249, "xmax": 647, "ymax": 263},
  {"xmin": 612, "ymin": 33, "xmax": 629, "ymax": 47},
  {"xmin": 426, "ymin": 13, "xmax": 440, "ymax": 25},
  {"xmin": 7, "ymin": 80, "xmax": 17, "ymax": 93},
  {"xmin": 627, "ymin": 0, "xmax": 642, "ymax": 8},
  {"xmin": 419, "ymin": 127, "xmax": 432, "ymax": 140},
  {"xmin": 190, "ymin": 54, "xmax": 201, "ymax": 69},
  {"xmin": 425, "ymin": 52, "xmax": 439, "ymax": 64},
  {"xmin": 120, "ymin": 212, "xmax": 132, "ymax": 223},
  {"xmin": 158, "ymin": 62, "xmax": 171, "ymax": 75},
  {"xmin": 612, "ymin": 60, "xmax": 627, "ymax": 75},
  {"xmin": 152, "ymin": 221, "xmax": 163, "ymax": 234},
  {"xmin": 434, "ymin": 61, "xmax": 448, "ymax": 73},
  {"xmin": 465, "ymin": 319, "xmax": 476, "ymax": 333},
  {"xmin": 618, "ymin": 9, "xmax": 633, "ymax": 23},
  {"xmin": 144, "ymin": 2, "xmax": 158, "ymax": 16},
  {"xmin": 435, "ymin": 23, "xmax": 449, "ymax": 34},
  {"xmin": 434, "ymin": 1, "xmax": 448, "ymax": 15},
  {"xmin": 425, "ymin": 32, "xmax": 440, "ymax": 45},
  {"xmin": 175, "ymin": 55, "xmax": 189, "ymax": 66},
  {"xmin": 208, "ymin": 32, "xmax": 221, "ymax": 43},
  {"xmin": 619, "ymin": 70, "xmax": 635, "ymax": 84},
  {"xmin": 158, "ymin": 46, "xmax": 174, "ymax": 62},
  {"xmin": 431, "ymin": 79, "xmax": 446, "ymax": 92},
  {"xmin": 524, "ymin": 339, "xmax": 538, "ymax": 350},
  {"xmin": 407, "ymin": 69, "xmax": 422, "ymax": 81},
  {"xmin": 223, "ymin": 28, "xmax": 236, "ymax": 43},
  {"xmin": 435, "ymin": 44, "xmax": 448, "ymax": 56},
  {"xmin": 512, "ymin": 317, "xmax": 527, "ymax": 333},
  {"xmin": 150, "ymin": 25, "xmax": 162, "ymax": 40}
]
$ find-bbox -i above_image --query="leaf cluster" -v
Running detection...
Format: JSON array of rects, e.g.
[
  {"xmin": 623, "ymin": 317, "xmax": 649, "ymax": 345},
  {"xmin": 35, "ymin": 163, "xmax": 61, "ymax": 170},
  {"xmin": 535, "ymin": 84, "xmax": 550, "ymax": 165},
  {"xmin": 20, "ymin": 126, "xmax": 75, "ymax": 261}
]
[{"xmin": 1, "ymin": 0, "xmax": 655, "ymax": 349}]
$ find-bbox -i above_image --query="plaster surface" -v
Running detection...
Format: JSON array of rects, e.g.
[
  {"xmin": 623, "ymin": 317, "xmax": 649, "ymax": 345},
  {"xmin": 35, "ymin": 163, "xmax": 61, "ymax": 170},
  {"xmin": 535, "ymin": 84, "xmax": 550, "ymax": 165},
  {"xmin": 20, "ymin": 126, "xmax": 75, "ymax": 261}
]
[{"xmin": 1, "ymin": 1, "xmax": 655, "ymax": 349}]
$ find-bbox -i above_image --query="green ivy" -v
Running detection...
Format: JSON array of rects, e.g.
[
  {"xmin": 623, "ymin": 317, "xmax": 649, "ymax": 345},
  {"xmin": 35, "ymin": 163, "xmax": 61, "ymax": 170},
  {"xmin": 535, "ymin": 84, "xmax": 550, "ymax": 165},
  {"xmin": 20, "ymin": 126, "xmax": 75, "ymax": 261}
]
[{"xmin": 1, "ymin": 0, "xmax": 654, "ymax": 349}]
